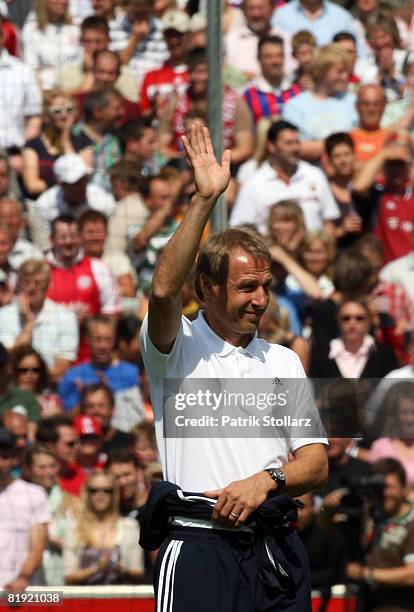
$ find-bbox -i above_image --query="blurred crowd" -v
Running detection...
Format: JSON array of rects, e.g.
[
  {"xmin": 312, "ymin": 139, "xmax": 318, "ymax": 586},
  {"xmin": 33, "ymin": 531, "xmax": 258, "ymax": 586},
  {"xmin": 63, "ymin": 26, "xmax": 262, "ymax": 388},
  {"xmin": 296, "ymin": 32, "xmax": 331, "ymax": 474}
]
[{"xmin": 0, "ymin": 0, "xmax": 414, "ymax": 606}]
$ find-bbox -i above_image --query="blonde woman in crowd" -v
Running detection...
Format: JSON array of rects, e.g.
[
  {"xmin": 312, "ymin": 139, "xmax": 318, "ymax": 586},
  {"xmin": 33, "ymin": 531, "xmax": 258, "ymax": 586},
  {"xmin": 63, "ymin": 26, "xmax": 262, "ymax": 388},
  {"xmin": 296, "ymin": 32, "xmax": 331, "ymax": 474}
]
[
  {"xmin": 63, "ymin": 470, "xmax": 144, "ymax": 585},
  {"xmin": 22, "ymin": 88, "xmax": 92, "ymax": 199}
]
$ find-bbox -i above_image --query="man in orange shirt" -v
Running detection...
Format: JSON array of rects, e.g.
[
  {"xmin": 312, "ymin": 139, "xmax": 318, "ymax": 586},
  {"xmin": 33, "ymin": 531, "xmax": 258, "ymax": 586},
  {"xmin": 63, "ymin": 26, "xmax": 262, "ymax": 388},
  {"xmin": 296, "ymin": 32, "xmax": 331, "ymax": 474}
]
[
  {"xmin": 351, "ymin": 83, "xmax": 414, "ymax": 165},
  {"xmin": 351, "ymin": 84, "xmax": 389, "ymax": 164}
]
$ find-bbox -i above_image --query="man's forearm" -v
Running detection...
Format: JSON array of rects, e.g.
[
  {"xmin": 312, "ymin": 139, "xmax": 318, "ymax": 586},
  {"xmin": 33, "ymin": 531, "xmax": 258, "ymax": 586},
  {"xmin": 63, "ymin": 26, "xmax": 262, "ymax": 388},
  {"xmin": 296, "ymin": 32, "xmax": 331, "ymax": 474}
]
[
  {"xmin": 352, "ymin": 151, "xmax": 386, "ymax": 193},
  {"xmin": 370, "ymin": 564, "xmax": 414, "ymax": 587},
  {"xmin": 283, "ymin": 444, "xmax": 328, "ymax": 497},
  {"xmin": 151, "ymin": 193, "xmax": 217, "ymax": 300}
]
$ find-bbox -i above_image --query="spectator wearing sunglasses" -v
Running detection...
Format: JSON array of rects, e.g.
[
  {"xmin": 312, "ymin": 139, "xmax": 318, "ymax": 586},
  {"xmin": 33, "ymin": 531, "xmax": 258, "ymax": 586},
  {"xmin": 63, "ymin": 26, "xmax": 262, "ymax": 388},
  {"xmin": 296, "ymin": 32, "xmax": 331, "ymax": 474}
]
[
  {"xmin": 0, "ymin": 342, "xmax": 41, "ymax": 430},
  {"xmin": 63, "ymin": 469, "xmax": 144, "ymax": 584},
  {"xmin": 11, "ymin": 345, "xmax": 63, "ymax": 419},
  {"xmin": 35, "ymin": 415, "xmax": 84, "ymax": 495},
  {"xmin": 22, "ymin": 89, "xmax": 93, "ymax": 200},
  {"xmin": 309, "ymin": 297, "xmax": 398, "ymax": 379}
]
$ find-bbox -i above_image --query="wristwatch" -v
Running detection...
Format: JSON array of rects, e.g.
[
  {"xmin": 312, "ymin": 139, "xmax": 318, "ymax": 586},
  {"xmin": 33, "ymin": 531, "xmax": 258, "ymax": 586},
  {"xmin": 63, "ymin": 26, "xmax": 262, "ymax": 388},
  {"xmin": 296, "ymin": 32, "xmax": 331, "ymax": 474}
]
[{"xmin": 265, "ymin": 467, "xmax": 287, "ymax": 490}]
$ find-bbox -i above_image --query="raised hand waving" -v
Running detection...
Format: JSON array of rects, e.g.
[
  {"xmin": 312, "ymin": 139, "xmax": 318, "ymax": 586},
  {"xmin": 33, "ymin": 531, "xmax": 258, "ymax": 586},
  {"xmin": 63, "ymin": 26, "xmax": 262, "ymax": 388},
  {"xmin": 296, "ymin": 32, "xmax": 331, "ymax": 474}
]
[{"xmin": 182, "ymin": 125, "xmax": 231, "ymax": 200}]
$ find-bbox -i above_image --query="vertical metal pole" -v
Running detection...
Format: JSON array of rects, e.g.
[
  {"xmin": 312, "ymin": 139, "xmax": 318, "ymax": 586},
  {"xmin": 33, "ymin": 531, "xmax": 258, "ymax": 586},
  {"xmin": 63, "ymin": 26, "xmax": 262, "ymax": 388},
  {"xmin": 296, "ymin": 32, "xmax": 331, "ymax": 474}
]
[{"xmin": 207, "ymin": 0, "xmax": 227, "ymax": 232}]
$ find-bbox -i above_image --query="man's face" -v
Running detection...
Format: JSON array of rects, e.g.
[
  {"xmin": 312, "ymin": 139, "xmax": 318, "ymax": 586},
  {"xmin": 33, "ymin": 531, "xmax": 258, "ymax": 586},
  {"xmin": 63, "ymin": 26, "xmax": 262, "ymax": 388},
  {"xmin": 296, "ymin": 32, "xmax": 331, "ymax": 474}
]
[
  {"xmin": 0, "ymin": 161, "xmax": 10, "ymax": 197},
  {"xmin": 61, "ymin": 176, "xmax": 88, "ymax": 206},
  {"xmin": 78, "ymin": 435, "xmax": 102, "ymax": 460},
  {"xmin": 30, "ymin": 452, "xmax": 59, "ymax": 490},
  {"xmin": 99, "ymin": 94, "xmax": 123, "ymax": 129},
  {"xmin": 269, "ymin": 129, "xmax": 300, "ymax": 167},
  {"xmin": 128, "ymin": 128, "xmax": 158, "ymax": 161},
  {"xmin": 397, "ymin": 397, "xmax": 414, "ymax": 438},
  {"xmin": 357, "ymin": 86, "xmax": 386, "ymax": 130},
  {"xmin": 83, "ymin": 389, "xmax": 113, "ymax": 429},
  {"xmin": 147, "ymin": 178, "xmax": 175, "ymax": 212},
  {"xmin": 368, "ymin": 26, "xmax": 393, "ymax": 54},
  {"xmin": 0, "ymin": 229, "xmax": 13, "ymax": 267},
  {"xmin": 55, "ymin": 425, "xmax": 79, "ymax": 465},
  {"xmin": 337, "ymin": 39, "xmax": 357, "ymax": 73},
  {"xmin": 91, "ymin": 0, "xmax": 114, "ymax": 17},
  {"xmin": 338, "ymin": 302, "xmax": 370, "ymax": 343},
  {"xmin": 88, "ymin": 322, "xmax": 115, "ymax": 365},
  {"xmin": 258, "ymin": 42, "xmax": 284, "ymax": 83},
  {"xmin": 358, "ymin": 0, "xmax": 379, "ymax": 12},
  {"xmin": 109, "ymin": 461, "xmax": 138, "ymax": 501},
  {"xmin": 324, "ymin": 62, "xmax": 349, "ymax": 94},
  {"xmin": 81, "ymin": 28, "xmax": 110, "ymax": 55},
  {"xmin": 244, "ymin": 0, "xmax": 273, "ymax": 34},
  {"xmin": 19, "ymin": 271, "xmax": 49, "ymax": 312},
  {"xmin": 295, "ymin": 43, "xmax": 314, "ymax": 69},
  {"xmin": 382, "ymin": 473, "xmax": 405, "ymax": 516},
  {"xmin": 51, "ymin": 221, "xmax": 80, "ymax": 263},
  {"xmin": 93, "ymin": 56, "xmax": 120, "ymax": 88},
  {"xmin": 0, "ymin": 201, "xmax": 24, "ymax": 243},
  {"xmin": 164, "ymin": 29, "xmax": 188, "ymax": 61},
  {"xmin": 3, "ymin": 413, "xmax": 28, "ymax": 449},
  {"xmin": 189, "ymin": 62, "xmax": 209, "ymax": 96},
  {"xmin": 80, "ymin": 220, "xmax": 107, "ymax": 258},
  {"xmin": 329, "ymin": 143, "xmax": 354, "ymax": 177},
  {"xmin": 205, "ymin": 248, "xmax": 272, "ymax": 338},
  {"xmin": 384, "ymin": 157, "xmax": 411, "ymax": 193}
]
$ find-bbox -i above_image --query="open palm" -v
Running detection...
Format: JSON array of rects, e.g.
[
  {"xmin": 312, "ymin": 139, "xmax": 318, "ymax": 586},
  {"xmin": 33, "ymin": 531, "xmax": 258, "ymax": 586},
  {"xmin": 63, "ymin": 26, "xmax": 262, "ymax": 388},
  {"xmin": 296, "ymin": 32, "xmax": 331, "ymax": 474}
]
[{"xmin": 182, "ymin": 125, "xmax": 231, "ymax": 199}]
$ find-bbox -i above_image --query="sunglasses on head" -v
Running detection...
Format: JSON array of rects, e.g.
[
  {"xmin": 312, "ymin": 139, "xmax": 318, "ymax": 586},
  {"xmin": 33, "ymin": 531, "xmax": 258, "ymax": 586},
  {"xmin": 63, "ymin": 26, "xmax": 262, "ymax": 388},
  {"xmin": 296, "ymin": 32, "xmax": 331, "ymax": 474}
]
[
  {"xmin": 18, "ymin": 367, "xmax": 41, "ymax": 374},
  {"xmin": 49, "ymin": 105, "xmax": 76, "ymax": 117},
  {"xmin": 88, "ymin": 487, "xmax": 114, "ymax": 495},
  {"xmin": 340, "ymin": 315, "xmax": 368, "ymax": 322}
]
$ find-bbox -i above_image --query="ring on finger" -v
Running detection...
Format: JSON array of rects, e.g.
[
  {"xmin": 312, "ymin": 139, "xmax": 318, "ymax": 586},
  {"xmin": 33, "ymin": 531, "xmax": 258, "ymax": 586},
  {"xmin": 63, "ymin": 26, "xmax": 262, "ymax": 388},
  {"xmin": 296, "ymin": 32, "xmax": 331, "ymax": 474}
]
[{"xmin": 230, "ymin": 511, "xmax": 239, "ymax": 519}]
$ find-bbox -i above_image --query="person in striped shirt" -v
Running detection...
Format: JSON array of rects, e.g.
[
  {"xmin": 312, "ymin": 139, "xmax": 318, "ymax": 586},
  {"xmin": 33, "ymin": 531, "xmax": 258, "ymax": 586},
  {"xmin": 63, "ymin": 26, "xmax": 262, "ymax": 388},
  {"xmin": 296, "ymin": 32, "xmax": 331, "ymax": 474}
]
[{"xmin": 243, "ymin": 35, "xmax": 302, "ymax": 126}]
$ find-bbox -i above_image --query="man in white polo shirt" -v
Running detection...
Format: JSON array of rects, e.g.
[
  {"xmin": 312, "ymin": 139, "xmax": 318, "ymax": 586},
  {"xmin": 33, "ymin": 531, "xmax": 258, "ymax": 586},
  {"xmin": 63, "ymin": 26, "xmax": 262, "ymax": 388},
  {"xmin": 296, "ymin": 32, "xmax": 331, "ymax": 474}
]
[
  {"xmin": 230, "ymin": 120, "xmax": 339, "ymax": 234},
  {"xmin": 140, "ymin": 125, "xmax": 328, "ymax": 612}
]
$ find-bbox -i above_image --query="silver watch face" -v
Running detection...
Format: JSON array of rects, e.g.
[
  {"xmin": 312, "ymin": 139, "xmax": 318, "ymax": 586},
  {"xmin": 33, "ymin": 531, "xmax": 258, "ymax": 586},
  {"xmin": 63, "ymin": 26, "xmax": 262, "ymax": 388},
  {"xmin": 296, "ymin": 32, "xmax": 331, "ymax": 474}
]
[
  {"xmin": 273, "ymin": 468, "xmax": 286, "ymax": 483},
  {"xmin": 268, "ymin": 468, "xmax": 286, "ymax": 485}
]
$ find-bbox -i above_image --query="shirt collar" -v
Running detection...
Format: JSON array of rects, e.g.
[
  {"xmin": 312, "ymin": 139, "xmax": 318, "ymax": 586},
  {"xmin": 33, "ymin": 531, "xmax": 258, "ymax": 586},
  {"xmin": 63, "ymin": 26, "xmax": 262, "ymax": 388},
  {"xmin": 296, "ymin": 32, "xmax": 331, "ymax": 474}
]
[
  {"xmin": 195, "ymin": 310, "xmax": 266, "ymax": 362},
  {"xmin": 0, "ymin": 49, "xmax": 14, "ymax": 67},
  {"xmin": 252, "ymin": 75, "xmax": 283, "ymax": 93},
  {"xmin": 297, "ymin": 0, "xmax": 326, "ymax": 17},
  {"xmin": 329, "ymin": 335, "xmax": 375, "ymax": 360}
]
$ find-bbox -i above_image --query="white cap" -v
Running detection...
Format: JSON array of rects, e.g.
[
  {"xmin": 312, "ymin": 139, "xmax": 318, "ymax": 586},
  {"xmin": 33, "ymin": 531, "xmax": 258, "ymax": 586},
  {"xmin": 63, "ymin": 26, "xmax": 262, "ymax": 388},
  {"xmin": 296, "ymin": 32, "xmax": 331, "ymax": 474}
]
[
  {"xmin": 54, "ymin": 154, "xmax": 90, "ymax": 184},
  {"xmin": 162, "ymin": 10, "xmax": 190, "ymax": 34},
  {"xmin": 189, "ymin": 13, "xmax": 206, "ymax": 33},
  {"xmin": 0, "ymin": 1, "xmax": 8, "ymax": 18}
]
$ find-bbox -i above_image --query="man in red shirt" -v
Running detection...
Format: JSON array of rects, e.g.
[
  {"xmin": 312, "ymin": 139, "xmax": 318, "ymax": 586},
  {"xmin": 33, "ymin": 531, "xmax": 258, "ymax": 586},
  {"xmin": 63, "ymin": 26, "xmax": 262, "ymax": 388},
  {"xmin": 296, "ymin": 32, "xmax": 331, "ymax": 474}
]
[
  {"xmin": 46, "ymin": 215, "xmax": 120, "ymax": 361},
  {"xmin": 353, "ymin": 130, "xmax": 414, "ymax": 264},
  {"xmin": 74, "ymin": 50, "xmax": 139, "ymax": 126},
  {"xmin": 139, "ymin": 9, "xmax": 190, "ymax": 117}
]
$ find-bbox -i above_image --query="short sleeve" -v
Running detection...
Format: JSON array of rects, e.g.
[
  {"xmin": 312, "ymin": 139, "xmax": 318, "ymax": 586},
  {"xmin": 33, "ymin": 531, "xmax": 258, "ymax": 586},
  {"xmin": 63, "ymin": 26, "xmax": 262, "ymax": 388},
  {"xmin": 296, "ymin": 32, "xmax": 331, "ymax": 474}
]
[
  {"xmin": 28, "ymin": 484, "xmax": 51, "ymax": 525},
  {"xmin": 140, "ymin": 313, "xmax": 185, "ymax": 380},
  {"xmin": 317, "ymin": 170, "xmax": 340, "ymax": 221},
  {"xmin": 56, "ymin": 308, "xmax": 79, "ymax": 362},
  {"xmin": 22, "ymin": 64, "xmax": 42, "ymax": 116}
]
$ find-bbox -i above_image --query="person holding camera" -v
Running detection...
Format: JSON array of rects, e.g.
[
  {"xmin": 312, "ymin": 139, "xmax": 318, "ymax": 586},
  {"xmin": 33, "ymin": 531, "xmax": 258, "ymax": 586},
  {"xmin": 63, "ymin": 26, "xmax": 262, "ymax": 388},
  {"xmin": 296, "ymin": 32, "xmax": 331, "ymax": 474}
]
[{"xmin": 347, "ymin": 458, "xmax": 414, "ymax": 612}]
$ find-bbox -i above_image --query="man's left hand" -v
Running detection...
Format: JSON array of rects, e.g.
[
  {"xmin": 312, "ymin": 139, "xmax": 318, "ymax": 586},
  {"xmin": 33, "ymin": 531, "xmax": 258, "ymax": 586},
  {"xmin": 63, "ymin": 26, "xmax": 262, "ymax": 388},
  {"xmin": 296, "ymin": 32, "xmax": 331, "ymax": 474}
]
[{"xmin": 204, "ymin": 472, "xmax": 275, "ymax": 528}]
